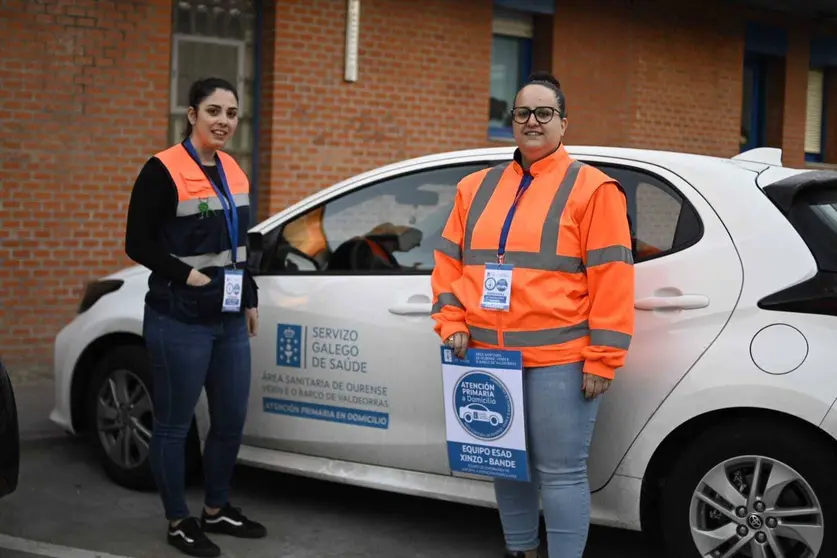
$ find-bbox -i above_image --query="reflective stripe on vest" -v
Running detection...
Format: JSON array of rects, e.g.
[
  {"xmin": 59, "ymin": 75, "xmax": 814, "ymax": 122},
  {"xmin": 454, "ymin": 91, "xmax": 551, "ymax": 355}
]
[
  {"xmin": 176, "ymin": 194, "xmax": 251, "ymax": 218},
  {"xmin": 433, "ymin": 159, "xmax": 633, "ymax": 352},
  {"xmin": 154, "ymin": 144, "xmax": 251, "ymax": 270},
  {"xmin": 464, "ymin": 161, "xmax": 585, "ymax": 271}
]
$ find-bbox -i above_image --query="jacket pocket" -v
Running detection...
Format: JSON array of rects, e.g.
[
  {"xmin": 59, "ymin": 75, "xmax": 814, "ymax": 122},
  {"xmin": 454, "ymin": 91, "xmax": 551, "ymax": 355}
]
[
  {"xmin": 180, "ymin": 172, "xmax": 214, "ymax": 196},
  {"xmin": 170, "ymin": 272, "xmax": 225, "ymax": 321}
]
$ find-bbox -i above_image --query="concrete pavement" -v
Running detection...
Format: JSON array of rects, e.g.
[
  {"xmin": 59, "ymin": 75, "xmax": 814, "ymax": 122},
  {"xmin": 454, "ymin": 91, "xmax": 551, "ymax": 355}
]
[
  {"xmin": 2, "ymin": 381, "xmax": 656, "ymax": 557},
  {"xmin": 0, "ymin": 438, "xmax": 655, "ymax": 558}
]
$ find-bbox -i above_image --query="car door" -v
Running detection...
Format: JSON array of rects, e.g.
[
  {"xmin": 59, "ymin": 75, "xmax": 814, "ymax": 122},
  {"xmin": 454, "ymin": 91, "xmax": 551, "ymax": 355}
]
[
  {"xmin": 242, "ymin": 159, "xmax": 494, "ymax": 475},
  {"xmin": 581, "ymin": 158, "xmax": 743, "ymax": 491}
]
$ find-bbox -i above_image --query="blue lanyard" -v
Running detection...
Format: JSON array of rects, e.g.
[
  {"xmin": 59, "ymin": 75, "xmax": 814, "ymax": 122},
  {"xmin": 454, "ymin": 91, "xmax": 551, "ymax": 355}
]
[
  {"xmin": 497, "ymin": 174, "xmax": 533, "ymax": 263},
  {"xmin": 182, "ymin": 139, "xmax": 239, "ymax": 267}
]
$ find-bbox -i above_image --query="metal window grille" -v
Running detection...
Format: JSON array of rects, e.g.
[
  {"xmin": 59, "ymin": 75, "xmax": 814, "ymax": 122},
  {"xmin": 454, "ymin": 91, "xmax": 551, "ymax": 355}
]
[{"xmin": 168, "ymin": 0, "xmax": 257, "ymax": 175}]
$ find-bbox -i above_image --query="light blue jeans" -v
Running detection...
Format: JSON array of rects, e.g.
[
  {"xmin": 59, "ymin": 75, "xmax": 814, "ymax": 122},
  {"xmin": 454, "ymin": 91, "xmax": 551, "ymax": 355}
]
[{"xmin": 493, "ymin": 361, "xmax": 602, "ymax": 557}]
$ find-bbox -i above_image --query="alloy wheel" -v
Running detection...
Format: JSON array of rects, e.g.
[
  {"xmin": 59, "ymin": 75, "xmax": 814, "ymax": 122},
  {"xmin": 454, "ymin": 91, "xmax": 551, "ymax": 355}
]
[
  {"xmin": 95, "ymin": 368, "xmax": 153, "ymax": 470},
  {"xmin": 690, "ymin": 455, "xmax": 824, "ymax": 558}
]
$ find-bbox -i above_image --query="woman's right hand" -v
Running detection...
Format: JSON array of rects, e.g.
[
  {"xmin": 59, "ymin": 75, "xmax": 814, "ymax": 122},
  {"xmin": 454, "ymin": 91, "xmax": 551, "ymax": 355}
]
[
  {"xmin": 445, "ymin": 332, "xmax": 470, "ymax": 359},
  {"xmin": 186, "ymin": 268, "xmax": 211, "ymax": 287}
]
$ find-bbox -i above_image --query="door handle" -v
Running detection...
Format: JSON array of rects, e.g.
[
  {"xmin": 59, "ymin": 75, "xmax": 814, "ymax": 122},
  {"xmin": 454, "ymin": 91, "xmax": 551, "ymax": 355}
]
[
  {"xmin": 388, "ymin": 302, "xmax": 432, "ymax": 316},
  {"xmin": 635, "ymin": 294, "xmax": 709, "ymax": 311}
]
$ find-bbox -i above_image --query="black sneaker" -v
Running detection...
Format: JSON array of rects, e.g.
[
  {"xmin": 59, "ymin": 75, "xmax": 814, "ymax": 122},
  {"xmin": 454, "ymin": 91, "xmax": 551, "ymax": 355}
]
[
  {"xmin": 167, "ymin": 517, "xmax": 221, "ymax": 557},
  {"xmin": 201, "ymin": 503, "xmax": 267, "ymax": 539}
]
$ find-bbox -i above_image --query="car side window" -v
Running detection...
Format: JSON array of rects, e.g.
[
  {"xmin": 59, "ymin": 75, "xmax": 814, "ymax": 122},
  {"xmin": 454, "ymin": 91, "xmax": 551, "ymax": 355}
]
[
  {"xmin": 258, "ymin": 163, "xmax": 492, "ymax": 275},
  {"xmin": 592, "ymin": 164, "xmax": 703, "ymax": 263}
]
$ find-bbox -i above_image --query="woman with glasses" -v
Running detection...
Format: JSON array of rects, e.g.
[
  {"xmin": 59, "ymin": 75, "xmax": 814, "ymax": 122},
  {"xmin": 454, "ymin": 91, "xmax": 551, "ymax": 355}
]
[{"xmin": 431, "ymin": 71, "xmax": 635, "ymax": 558}]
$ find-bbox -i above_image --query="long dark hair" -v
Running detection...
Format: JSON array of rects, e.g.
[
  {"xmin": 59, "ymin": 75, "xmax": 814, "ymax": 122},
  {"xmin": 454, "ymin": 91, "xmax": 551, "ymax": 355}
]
[{"xmin": 183, "ymin": 77, "xmax": 239, "ymax": 139}]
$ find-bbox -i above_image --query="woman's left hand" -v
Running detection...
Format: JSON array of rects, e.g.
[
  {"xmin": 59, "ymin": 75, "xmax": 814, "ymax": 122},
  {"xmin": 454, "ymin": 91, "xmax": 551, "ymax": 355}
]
[
  {"xmin": 245, "ymin": 307, "xmax": 259, "ymax": 337},
  {"xmin": 582, "ymin": 373, "xmax": 611, "ymax": 400}
]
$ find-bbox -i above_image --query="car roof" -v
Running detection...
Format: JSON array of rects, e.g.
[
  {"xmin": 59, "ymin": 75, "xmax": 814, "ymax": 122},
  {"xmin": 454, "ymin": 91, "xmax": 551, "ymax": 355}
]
[{"xmin": 250, "ymin": 144, "xmax": 801, "ymax": 234}]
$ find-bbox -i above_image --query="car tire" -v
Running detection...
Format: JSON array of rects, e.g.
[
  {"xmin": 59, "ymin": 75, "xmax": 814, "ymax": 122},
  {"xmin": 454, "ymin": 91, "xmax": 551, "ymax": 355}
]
[
  {"xmin": 86, "ymin": 345, "xmax": 202, "ymax": 492},
  {"xmin": 657, "ymin": 416, "xmax": 836, "ymax": 558}
]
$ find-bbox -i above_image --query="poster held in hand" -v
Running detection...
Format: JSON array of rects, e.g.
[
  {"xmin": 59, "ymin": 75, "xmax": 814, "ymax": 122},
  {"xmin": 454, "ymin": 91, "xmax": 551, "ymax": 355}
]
[{"xmin": 441, "ymin": 346, "xmax": 530, "ymax": 482}]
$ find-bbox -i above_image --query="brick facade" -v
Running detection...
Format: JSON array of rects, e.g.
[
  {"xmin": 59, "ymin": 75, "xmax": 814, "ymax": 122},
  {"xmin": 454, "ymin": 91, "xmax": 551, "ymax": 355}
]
[
  {"xmin": 0, "ymin": 0, "xmax": 172, "ymax": 380},
  {"xmin": 1, "ymin": 0, "xmax": 835, "ymax": 381}
]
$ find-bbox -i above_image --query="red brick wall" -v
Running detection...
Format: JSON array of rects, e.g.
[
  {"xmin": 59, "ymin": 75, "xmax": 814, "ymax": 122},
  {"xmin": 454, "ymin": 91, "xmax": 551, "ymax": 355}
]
[
  {"xmin": 551, "ymin": 1, "xmax": 744, "ymax": 157},
  {"xmin": 257, "ymin": 0, "xmax": 494, "ymax": 218},
  {"xmin": 0, "ymin": 0, "xmax": 173, "ymax": 380},
  {"xmin": 550, "ymin": 0, "xmax": 634, "ymax": 149}
]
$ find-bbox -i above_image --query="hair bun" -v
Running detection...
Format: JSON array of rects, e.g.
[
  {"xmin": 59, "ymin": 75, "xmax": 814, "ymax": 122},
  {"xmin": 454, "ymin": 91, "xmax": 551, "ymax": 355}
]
[{"xmin": 526, "ymin": 71, "xmax": 561, "ymax": 89}]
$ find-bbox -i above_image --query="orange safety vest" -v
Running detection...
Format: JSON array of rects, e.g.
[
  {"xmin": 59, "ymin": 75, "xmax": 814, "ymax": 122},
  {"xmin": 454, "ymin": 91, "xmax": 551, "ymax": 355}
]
[
  {"xmin": 155, "ymin": 143, "xmax": 251, "ymax": 270},
  {"xmin": 430, "ymin": 145, "xmax": 635, "ymax": 379}
]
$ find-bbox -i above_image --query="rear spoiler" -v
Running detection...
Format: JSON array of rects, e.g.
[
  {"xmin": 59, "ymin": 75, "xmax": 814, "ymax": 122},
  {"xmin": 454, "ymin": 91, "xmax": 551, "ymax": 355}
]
[{"xmin": 762, "ymin": 170, "xmax": 837, "ymax": 214}]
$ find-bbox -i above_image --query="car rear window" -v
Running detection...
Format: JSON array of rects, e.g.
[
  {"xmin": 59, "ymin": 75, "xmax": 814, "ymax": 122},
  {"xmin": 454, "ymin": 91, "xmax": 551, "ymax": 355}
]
[{"xmin": 787, "ymin": 187, "xmax": 837, "ymax": 272}]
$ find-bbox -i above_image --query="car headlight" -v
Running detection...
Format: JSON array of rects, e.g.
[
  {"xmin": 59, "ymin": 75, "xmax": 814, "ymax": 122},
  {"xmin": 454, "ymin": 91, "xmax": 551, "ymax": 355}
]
[{"xmin": 78, "ymin": 279, "xmax": 124, "ymax": 314}]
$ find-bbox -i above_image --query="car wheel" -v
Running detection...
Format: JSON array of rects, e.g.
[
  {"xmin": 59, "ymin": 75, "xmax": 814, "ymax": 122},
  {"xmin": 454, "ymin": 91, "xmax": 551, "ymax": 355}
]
[
  {"xmin": 657, "ymin": 416, "xmax": 835, "ymax": 558},
  {"xmin": 464, "ymin": 413, "xmax": 473, "ymax": 423},
  {"xmin": 86, "ymin": 345, "xmax": 201, "ymax": 491}
]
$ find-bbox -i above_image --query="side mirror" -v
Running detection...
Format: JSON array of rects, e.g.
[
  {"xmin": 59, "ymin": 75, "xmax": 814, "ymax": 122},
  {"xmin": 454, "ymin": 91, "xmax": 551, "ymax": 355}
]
[{"xmin": 248, "ymin": 231, "xmax": 265, "ymax": 253}]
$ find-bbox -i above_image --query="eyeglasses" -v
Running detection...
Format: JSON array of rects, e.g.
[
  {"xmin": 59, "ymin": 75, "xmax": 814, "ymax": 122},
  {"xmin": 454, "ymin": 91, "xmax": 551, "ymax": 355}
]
[{"xmin": 511, "ymin": 106, "xmax": 562, "ymax": 125}]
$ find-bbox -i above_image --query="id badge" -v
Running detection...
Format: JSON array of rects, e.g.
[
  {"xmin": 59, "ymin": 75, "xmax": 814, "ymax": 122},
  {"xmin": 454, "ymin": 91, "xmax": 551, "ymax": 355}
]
[
  {"xmin": 222, "ymin": 269, "xmax": 244, "ymax": 313},
  {"xmin": 480, "ymin": 263, "xmax": 514, "ymax": 311}
]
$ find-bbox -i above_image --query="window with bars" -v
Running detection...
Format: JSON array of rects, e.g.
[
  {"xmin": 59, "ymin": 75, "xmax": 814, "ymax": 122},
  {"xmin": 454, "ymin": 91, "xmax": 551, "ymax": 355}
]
[{"xmin": 169, "ymin": 0, "xmax": 257, "ymax": 177}]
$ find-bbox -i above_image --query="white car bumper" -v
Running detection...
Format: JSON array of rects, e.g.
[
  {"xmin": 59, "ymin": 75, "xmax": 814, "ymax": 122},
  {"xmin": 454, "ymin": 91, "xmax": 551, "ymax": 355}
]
[{"xmin": 49, "ymin": 290, "xmax": 145, "ymax": 436}]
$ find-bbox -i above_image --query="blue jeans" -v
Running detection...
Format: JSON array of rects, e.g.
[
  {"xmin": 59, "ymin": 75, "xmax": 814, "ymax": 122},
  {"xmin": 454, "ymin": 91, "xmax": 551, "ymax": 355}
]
[
  {"xmin": 143, "ymin": 305, "xmax": 252, "ymax": 521},
  {"xmin": 493, "ymin": 361, "xmax": 602, "ymax": 557}
]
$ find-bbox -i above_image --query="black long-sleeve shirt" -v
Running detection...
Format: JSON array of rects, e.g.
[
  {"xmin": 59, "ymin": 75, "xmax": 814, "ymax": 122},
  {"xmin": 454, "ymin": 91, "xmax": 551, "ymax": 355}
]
[
  {"xmin": 125, "ymin": 157, "xmax": 194, "ymax": 284},
  {"xmin": 125, "ymin": 156, "xmax": 258, "ymax": 309}
]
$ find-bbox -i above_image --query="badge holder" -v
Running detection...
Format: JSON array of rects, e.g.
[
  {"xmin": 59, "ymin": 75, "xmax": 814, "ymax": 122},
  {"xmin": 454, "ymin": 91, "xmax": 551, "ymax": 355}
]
[
  {"xmin": 222, "ymin": 268, "xmax": 244, "ymax": 313},
  {"xmin": 480, "ymin": 255, "xmax": 514, "ymax": 312}
]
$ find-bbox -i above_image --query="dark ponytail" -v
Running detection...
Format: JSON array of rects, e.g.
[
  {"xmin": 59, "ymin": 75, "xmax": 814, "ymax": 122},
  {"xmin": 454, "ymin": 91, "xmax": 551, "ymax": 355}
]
[{"xmin": 183, "ymin": 77, "xmax": 239, "ymax": 139}]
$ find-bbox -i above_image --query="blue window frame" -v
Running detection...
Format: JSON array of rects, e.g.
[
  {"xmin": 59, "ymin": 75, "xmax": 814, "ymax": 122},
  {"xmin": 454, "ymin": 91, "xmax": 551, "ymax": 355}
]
[
  {"xmin": 740, "ymin": 22, "xmax": 787, "ymax": 153},
  {"xmin": 741, "ymin": 52, "xmax": 767, "ymax": 152},
  {"xmin": 488, "ymin": 0, "xmax": 553, "ymax": 141},
  {"xmin": 488, "ymin": 34, "xmax": 532, "ymax": 140}
]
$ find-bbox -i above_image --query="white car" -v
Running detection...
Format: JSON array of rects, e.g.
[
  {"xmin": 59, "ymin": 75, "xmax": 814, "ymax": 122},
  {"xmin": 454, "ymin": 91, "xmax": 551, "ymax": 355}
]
[{"xmin": 52, "ymin": 144, "xmax": 837, "ymax": 558}]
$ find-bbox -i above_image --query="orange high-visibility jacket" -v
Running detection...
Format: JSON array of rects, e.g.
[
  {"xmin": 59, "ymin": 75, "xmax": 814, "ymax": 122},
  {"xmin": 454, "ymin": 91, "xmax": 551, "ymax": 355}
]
[{"xmin": 431, "ymin": 145, "xmax": 635, "ymax": 379}]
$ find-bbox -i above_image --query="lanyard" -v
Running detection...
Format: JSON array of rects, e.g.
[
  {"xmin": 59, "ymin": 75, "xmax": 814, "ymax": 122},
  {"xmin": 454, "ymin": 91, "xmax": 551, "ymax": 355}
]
[
  {"xmin": 182, "ymin": 138, "xmax": 240, "ymax": 267},
  {"xmin": 497, "ymin": 174, "xmax": 533, "ymax": 263}
]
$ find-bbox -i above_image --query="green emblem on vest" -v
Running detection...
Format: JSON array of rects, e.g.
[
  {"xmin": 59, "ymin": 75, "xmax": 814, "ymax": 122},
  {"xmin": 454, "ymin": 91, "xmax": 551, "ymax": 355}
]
[{"xmin": 198, "ymin": 198, "xmax": 210, "ymax": 219}]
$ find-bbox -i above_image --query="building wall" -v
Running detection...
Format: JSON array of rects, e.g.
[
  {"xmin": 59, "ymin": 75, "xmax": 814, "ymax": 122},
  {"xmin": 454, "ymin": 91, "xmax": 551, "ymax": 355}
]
[
  {"xmin": 0, "ymin": 0, "xmax": 172, "ymax": 381},
  {"xmin": 0, "ymin": 0, "xmax": 832, "ymax": 381},
  {"xmin": 552, "ymin": 1, "xmax": 746, "ymax": 155},
  {"xmin": 257, "ymin": 0, "xmax": 494, "ymax": 218}
]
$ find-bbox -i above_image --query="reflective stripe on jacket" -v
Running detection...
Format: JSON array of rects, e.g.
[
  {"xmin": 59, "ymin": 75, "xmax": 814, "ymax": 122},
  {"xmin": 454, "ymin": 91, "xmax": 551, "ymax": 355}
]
[
  {"xmin": 155, "ymin": 143, "xmax": 250, "ymax": 270},
  {"xmin": 430, "ymin": 145, "xmax": 635, "ymax": 379}
]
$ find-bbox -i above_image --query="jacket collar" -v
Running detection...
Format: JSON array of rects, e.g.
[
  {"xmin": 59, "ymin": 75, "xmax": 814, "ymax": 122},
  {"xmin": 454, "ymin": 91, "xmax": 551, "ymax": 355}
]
[{"xmin": 511, "ymin": 143, "xmax": 571, "ymax": 178}]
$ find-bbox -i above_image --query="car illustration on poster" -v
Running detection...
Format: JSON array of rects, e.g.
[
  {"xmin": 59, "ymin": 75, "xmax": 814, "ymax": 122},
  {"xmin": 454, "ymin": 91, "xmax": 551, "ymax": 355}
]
[{"xmin": 459, "ymin": 403, "xmax": 504, "ymax": 427}]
